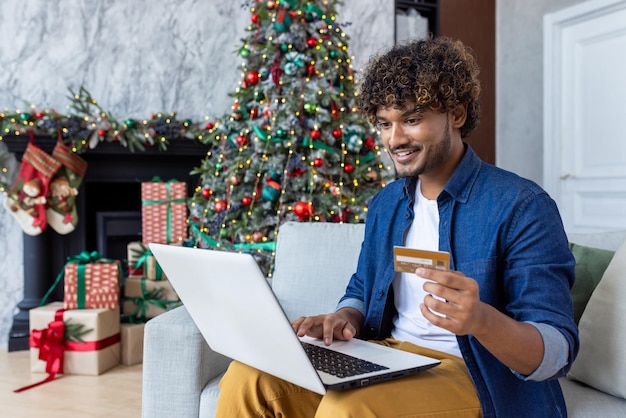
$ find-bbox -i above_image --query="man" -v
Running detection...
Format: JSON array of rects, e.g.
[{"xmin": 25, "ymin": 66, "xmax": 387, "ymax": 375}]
[{"xmin": 216, "ymin": 36, "xmax": 578, "ymax": 417}]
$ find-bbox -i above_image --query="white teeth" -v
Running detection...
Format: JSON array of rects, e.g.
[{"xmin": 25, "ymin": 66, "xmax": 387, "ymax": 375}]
[{"xmin": 396, "ymin": 151, "xmax": 412, "ymax": 157}]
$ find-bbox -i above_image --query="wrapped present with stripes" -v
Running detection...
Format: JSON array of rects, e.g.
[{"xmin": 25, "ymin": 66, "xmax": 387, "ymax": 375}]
[
  {"xmin": 141, "ymin": 178, "xmax": 188, "ymax": 245},
  {"xmin": 62, "ymin": 251, "xmax": 122, "ymax": 310},
  {"xmin": 127, "ymin": 241, "xmax": 166, "ymax": 280},
  {"xmin": 122, "ymin": 276, "xmax": 181, "ymax": 321}
]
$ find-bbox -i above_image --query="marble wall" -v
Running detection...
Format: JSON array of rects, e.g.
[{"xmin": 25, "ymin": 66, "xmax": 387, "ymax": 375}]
[{"xmin": 0, "ymin": 0, "xmax": 395, "ymax": 347}]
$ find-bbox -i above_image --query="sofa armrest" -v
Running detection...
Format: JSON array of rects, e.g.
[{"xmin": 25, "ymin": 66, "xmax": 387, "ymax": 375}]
[{"xmin": 142, "ymin": 306, "xmax": 232, "ymax": 418}]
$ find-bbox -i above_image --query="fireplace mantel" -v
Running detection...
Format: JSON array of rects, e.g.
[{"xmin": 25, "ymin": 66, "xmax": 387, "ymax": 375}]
[{"xmin": 4, "ymin": 134, "xmax": 209, "ymax": 351}]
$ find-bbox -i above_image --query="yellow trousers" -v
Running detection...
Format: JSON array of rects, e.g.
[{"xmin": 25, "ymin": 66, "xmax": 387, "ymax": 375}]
[{"xmin": 216, "ymin": 339, "xmax": 481, "ymax": 418}]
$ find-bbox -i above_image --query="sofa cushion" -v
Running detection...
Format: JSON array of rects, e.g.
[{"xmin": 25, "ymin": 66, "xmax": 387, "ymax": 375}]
[
  {"xmin": 568, "ymin": 243, "xmax": 615, "ymax": 324},
  {"xmin": 271, "ymin": 222, "xmax": 365, "ymax": 321},
  {"xmin": 568, "ymin": 239, "xmax": 626, "ymax": 399}
]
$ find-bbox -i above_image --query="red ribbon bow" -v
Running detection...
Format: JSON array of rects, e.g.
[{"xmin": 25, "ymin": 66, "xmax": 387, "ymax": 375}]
[{"xmin": 14, "ymin": 309, "xmax": 66, "ymax": 393}]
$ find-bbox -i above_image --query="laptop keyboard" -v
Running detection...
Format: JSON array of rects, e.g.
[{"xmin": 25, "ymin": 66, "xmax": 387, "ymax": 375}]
[{"xmin": 301, "ymin": 341, "xmax": 389, "ymax": 378}]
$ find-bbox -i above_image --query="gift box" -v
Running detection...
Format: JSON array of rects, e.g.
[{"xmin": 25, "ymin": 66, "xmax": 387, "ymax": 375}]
[
  {"xmin": 63, "ymin": 252, "xmax": 122, "ymax": 310},
  {"xmin": 123, "ymin": 276, "xmax": 181, "ymax": 320},
  {"xmin": 127, "ymin": 241, "xmax": 167, "ymax": 280},
  {"xmin": 29, "ymin": 302, "xmax": 120, "ymax": 376},
  {"xmin": 120, "ymin": 323, "xmax": 145, "ymax": 366},
  {"xmin": 141, "ymin": 179, "xmax": 188, "ymax": 244}
]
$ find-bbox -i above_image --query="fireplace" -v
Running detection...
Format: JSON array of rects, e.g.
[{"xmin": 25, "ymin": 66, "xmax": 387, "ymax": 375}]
[{"xmin": 4, "ymin": 134, "xmax": 209, "ymax": 351}]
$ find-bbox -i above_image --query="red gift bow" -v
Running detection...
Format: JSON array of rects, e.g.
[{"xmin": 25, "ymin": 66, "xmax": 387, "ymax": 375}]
[
  {"xmin": 14, "ymin": 309, "xmax": 65, "ymax": 393},
  {"xmin": 14, "ymin": 309, "xmax": 121, "ymax": 393}
]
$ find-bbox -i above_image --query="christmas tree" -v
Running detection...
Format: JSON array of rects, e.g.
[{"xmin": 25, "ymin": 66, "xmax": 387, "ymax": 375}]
[{"xmin": 187, "ymin": 0, "xmax": 392, "ymax": 275}]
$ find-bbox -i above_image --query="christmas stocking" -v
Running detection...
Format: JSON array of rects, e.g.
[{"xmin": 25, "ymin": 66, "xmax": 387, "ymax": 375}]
[
  {"xmin": 46, "ymin": 140, "xmax": 88, "ymax": 234},
  {"xmin": 2, "ymin": 142, "xmax": 61, "ymax": 235}
]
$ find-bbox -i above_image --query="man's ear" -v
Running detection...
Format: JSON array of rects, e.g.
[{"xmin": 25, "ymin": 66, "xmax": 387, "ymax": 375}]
[{"xmin": 450, "ymin": 104, "xmax": 467, "ymax": 129}]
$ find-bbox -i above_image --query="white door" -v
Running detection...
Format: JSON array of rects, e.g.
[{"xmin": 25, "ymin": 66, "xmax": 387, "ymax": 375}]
[{"xmin": 544, "ymin": 0, "xmax": 626, "ymax": 233}]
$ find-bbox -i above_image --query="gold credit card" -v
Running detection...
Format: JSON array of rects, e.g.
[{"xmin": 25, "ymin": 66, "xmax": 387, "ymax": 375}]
[{"xmin": 393, "ymin": 246, "xmax": 450, "ymax": 273}]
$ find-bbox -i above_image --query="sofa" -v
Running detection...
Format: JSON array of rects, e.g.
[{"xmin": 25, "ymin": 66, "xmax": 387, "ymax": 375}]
[{"xmin": 142, "ymin": 221, "xmax": 626, "ymax": 417}]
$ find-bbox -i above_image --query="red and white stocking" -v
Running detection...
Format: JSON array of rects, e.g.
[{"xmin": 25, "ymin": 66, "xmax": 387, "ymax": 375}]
[
  {"xmin": 46, "ymin": 140, "xmax": 87, "ymax": 234},
  {"xmin": 2, "ymin": 142, "xmax": 61, "ymax": 235}
]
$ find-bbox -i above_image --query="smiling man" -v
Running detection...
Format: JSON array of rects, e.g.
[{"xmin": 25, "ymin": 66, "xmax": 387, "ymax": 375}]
[{"xmin": 216, "ymin": 37, "xmax": 578, "ymax": 418}]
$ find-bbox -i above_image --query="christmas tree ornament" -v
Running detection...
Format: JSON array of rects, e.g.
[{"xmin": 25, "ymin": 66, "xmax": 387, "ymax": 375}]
[
  {"xmin": 304, "ymin": 102, "xmax": 317, "ymax": 114},
  {"xmin": 307, "ymin": 37, "xmax": 318, "ymax": 48},
  {"xmin": 236, "ymin": 134, "xmax": 248, "ymax": 146},
  {"xmin": 3, "ymin": 141, "xmax": 61, "ymax": 235},
  {"xmin": 245, "ymin": 71, "xmax": 260, "ymax": 85},
  {"xmin": 214, "ymin": 200, "xmax": 227, "ymax": 212},
  {"xmin": 332, "ymin": 128, "xmax": 342, "ymax": 138},
  {"xmin": 343, "ymin": 163, "xmax": 354, "ymax": 173},
  {"xmin": 240, "ymin": 47, "xmax": 250, "ymax": 57},
  {"xmin": 306, "ymin": 63, "xmax": 316, "ymax": 76},
  {"xmin": 242, "ymin": 196, "xmax": 252, "ymax": 206},
  {"xmin": 275, "ymin": 128, "xmax": 287, "ymax": 139},
  {"xmin": 261, "ymin": 179, "xmax": 281, "ymax": 202},
  {"xmin": 310, "ymin": 129, "xmax": 321, "ymax": 139},
  {"xmin": 201, "ymin": 187, "xmax": 212, "ymax": 199},
  {"xmin": 313, "ymin": 157, "xmax": 324, "ymax": 167},
  {"xmin": 46, "ymin": 139, "xmax": 88, "ymax": 235},
  {"xmin": 229, "ymin": 175, "xmax": 240, "ymax": 185},
  {"xmin": 293, "ymin": 201, "xmax": 313, "ymax": 221},
  {"xmin": 205, "ymin": 122, "xmax": 215, "ymax": 130},
  {"xmin": 251, "ymin": 14, "xmax": 259, "ymax": 24},
  {"xmin": 284, "ymin": 62, "xmax": 297, "ymax": 76},
  {"xmin": 273, "ymin": 9, "xmax": 293, "ymax": 32},
  {"xmin": 266, "ymin": 1, "xmax": 276, "ymax": 9}
]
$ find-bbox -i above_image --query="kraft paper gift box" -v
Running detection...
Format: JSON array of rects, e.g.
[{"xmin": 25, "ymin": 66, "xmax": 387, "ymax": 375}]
[
  {"xmin": 127, "ymin": 241, "xmax": 167, "ymax": 280},
  {"xmin": 63, "ymin": 253, "xmax": 122, "ymax": 310},
  {"xmin": 123, "ymin": 276, "xmax": 181, "ymax": 320},
  {"xmin": 141, "ymin": 179, "xmax": 188, "ymax": 245},
  {"xmin": 29, "ymin": 302, "xmax": 121, "ymax": 376},
  {"xmin": 120, "ymin": 323, "xmax": 145, "ymax": 366}
]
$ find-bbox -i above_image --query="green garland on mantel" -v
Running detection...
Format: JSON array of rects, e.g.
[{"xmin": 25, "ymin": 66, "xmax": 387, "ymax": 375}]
[{"xmin": 0, "ymin": 86, "xmax": 218, "ymax": 154}]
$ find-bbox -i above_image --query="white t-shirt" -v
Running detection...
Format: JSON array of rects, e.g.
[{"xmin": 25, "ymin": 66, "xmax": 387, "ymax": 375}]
[{"xmin": 391, "ymin": 181, "xmax": 462, "ymax": 358}]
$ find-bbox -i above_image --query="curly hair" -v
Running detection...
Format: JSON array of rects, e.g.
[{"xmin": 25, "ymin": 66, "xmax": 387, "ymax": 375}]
[{"xmin": 358, "ymin": 36, "xmax": 481, "ymax": 138}]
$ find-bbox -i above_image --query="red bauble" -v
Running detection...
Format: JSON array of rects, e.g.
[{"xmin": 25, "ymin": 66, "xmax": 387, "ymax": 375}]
[
  {"xmin": 251, "ymin": 14, "xmax": 259, "ymax": 24},
  {"xmin": 293, "ymin": 201, "xmax": 313, "ymax": 220},
  {"xmin": 35, "ymin": 111, "xmax": 44, "ymax": 119},
  {"xmin": 313, "ymin": 158, "xmax": 324, "ymax": 167},
  {"xmin": 364, "ymin": 136, "xmax": 375, "ymax": 149},
  {"xmin": 236, "ymin": 134, "xmax": 248, "ymax": 146},
  {"xmin": 97, "ymin": 129, "xmax": 107, "ymax": 137},
  {"xmin": 343, "ymin": 164, "xmax": 354, "ymax": 173},
  {"xmin": 214, "ymin": 200, "xmax": 227, "ymax": 212},
  {"xmin": 201, "ymin": 188, "xmax": 212, "ymax": 199},
  {"xmin": 306, "ymin": 63, "xmax": 316, "ymax": 76},
  {"xmin": 310, "ymin": 129, "xmax": 321, "ymax": 140},
  {"xmin": 246, "ymin": 71, "xmax": 260, "ymax": 85},
  {"xmin": 242, "ymin": 196, "xmax": 253, "ymax": 206},
  {"xmin": 205, "ymin": 122, "xmax": 214, "ymax": 130},
  {"xmin": 249, "ymin": 107, "xmax": 259, "ymax": 118},
  {"xmin": 307, "ymin": 37, "xmax": 318, "ymax": 48},
  {"xmin": 332, "ymin": 128, "xmax": 342, "ymax": 138}
]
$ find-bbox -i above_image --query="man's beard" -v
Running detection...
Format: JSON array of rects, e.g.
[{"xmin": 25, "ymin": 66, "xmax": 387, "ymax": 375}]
[{"xmin": 393, "ymin": 118, "xmax": 451, "ymax": 179}]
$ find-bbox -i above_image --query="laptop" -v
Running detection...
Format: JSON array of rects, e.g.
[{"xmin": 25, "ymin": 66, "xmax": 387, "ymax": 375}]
[{"xmin": 149, "ymin": 243, "xmax": 440, "ymax": 395}]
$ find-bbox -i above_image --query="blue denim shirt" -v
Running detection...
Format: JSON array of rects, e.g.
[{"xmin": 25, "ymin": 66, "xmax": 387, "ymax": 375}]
[{"xmin": 337, "ymin": 144, "xmax": 579, "ymax": 417}]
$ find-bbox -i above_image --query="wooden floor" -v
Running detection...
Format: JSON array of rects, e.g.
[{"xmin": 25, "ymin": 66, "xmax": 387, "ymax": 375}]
[{"xmin": 0, "ymin": 347, "xmax": 142, "ymax": 418}]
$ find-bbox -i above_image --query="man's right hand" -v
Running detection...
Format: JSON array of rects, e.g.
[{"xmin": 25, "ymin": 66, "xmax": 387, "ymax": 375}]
[{"xmin": 291, "ymin": 308, "xmax": 364, "ymax": 346}]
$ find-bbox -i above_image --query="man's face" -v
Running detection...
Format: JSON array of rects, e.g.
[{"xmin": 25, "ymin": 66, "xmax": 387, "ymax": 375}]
[{"xmin": 375, "ymin": 105, "xmax": 453, "ymax": 179}]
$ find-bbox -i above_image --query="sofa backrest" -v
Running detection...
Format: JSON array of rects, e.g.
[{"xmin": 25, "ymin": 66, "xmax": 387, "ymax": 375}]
[{"xmin": 271, "ymin": 222, "xmax": 365, "ymax": 321}]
